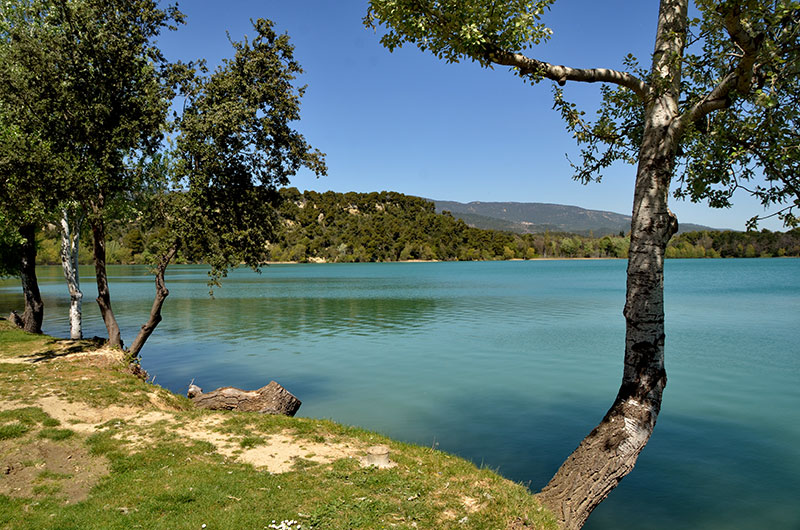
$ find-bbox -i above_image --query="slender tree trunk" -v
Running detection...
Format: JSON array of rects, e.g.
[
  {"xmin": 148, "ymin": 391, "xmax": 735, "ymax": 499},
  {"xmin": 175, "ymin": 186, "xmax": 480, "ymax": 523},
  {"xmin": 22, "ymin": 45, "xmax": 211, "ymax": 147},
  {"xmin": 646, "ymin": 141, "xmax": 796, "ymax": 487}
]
[
  {"xmin": 535, "ymin": 2, "xmax": 687, "ymax": 528},
  {"xmin": 59, "ymin": 205, "xmax": 84, "ymax": 339},
  {"xmin": 89, "ymin": 197, "xmax": 122, "ymax": 348},
  {"xmin": 17, "ymin": 223, "xmax": 44, "ymax": 334},
  {"xmin": 128, "ymin": 245, "xmax": 177, "ymax": 358}
]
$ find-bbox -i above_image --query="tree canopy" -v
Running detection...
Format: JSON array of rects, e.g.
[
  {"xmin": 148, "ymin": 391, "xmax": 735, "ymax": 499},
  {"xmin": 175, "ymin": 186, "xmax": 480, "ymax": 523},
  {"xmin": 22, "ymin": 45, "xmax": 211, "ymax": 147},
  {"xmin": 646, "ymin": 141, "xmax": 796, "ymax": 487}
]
[{"xmin": 171, "ymin": 18, "xmax": 327, "ymax": 283}]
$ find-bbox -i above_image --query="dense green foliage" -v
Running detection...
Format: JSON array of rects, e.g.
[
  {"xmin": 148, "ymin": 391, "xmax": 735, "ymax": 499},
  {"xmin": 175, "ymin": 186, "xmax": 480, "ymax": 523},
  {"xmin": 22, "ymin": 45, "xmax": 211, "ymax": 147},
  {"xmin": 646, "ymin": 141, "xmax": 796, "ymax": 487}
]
[
  {"xmin": 164, "ymin": 18, "xmax": 326, "ymax": 282},
  {"xmin": 666, "ymin": 228, "xmax": 800, "ymax": 258},
  {"xmin": 0, "ymin": 0, "xmax": 183, "ymax": 220},
  {"xmin": 31, "ymin": 189, "xmax": 800, "ymax": 265},
  {"xmin": 0, "ymin": 2, "xmax": 325, "ymax": 350},
  {"xmin": 270, "ymin": 189, "xmax": 628, "ymax": 261}
]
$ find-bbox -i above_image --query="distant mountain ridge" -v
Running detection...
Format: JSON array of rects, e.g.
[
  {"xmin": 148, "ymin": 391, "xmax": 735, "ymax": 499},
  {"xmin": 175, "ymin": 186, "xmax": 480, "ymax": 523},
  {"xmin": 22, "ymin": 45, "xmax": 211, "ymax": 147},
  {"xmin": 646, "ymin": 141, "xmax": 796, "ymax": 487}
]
[{"xmin": 432, "ymin": 199, "xmax": 717, "ymax": 236}]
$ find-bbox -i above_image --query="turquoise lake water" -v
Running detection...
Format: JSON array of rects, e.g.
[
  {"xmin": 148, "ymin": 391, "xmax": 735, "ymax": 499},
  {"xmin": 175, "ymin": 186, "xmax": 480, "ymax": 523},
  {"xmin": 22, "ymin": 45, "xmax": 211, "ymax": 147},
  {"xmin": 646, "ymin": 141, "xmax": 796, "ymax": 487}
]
[{"xmin": 1, "ymin": 259, "xmax": 798, "ymax": 529}]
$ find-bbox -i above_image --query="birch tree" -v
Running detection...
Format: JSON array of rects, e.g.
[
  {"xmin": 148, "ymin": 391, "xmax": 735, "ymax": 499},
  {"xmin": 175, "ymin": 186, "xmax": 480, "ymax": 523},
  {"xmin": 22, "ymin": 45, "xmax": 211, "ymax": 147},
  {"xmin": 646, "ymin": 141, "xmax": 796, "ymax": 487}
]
[
  {"xmin": 58, "ymin": 203, "xmax": 83, "ymax": 339},
  {"xmin": 365, "ymin": 1, "xmax": 800, "ymax": 527}
]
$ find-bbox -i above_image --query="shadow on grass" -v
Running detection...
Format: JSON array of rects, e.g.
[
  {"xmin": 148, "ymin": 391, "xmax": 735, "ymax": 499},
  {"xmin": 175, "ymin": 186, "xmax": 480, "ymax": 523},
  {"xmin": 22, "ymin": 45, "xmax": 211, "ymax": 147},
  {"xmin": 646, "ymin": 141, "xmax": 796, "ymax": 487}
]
[{"xmin": 19, "ymin": 337, "xmax": 107, "ymax": 363}]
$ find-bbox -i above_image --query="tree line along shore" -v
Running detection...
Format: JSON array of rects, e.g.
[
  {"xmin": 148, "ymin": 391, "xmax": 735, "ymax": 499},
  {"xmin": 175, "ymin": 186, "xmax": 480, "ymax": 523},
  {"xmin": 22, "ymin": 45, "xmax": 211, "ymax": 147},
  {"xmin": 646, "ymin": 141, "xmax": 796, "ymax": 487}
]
[{"xmin": 31, "ymin": 189, "xmax": 800, "ymax": 265}]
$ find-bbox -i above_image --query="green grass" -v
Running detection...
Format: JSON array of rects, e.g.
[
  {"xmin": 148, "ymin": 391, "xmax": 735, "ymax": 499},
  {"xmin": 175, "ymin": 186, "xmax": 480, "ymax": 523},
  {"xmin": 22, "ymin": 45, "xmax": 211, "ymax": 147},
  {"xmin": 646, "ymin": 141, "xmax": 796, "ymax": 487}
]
[
  {"xmin": 0, "ymin": 406, "xmax": 54, "ymax": 425},
  {"xmin": 37, "ymin": 427, "xmax": 75, "ymax": 441},
  {"xmin": 238, "ymin": 435, "xmax": 265, "ymax": 448},
  {"xmin": 0, "ymin": 422, "xmax": 31, "ymax": 440},
  {"xmin": 0, "ymin": 321, "xmax": 557, "ymax": 530},
  {"xmin": 36, "ymin": 470, "xmax": 73, "ymax": 481},
  {"xmin": 0, "ymin": 321, "xmax": 51, "ymax": 358},
  {"xmin": 0, "ymin": 406, "xmax": 62, "ymax": 439}
]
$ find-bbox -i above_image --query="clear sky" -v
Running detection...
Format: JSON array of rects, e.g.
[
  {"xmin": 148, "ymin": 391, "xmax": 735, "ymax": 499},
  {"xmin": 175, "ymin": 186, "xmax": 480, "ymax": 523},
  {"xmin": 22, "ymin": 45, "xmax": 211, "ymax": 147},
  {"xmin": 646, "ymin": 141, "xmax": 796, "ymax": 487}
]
[{"xmin": 156, "ymin": 1, "xmax": 784, "ymax": 231}]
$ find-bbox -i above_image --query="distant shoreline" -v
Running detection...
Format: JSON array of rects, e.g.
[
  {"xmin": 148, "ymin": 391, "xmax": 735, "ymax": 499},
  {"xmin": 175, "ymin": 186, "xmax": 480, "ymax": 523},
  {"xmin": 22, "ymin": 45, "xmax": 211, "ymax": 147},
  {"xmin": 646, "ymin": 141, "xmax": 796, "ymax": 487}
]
[{"xmin": 261, "ymin": 257, "xmax": 626, "ymax": 265}]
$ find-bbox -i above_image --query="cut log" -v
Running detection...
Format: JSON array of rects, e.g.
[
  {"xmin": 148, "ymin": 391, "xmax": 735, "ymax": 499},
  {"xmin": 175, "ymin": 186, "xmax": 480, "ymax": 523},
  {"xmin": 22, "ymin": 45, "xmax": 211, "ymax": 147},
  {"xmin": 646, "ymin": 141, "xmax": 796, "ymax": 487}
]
[{"xmin": 188, "ymin": 381, "xmax": 301, "ymax": 417}]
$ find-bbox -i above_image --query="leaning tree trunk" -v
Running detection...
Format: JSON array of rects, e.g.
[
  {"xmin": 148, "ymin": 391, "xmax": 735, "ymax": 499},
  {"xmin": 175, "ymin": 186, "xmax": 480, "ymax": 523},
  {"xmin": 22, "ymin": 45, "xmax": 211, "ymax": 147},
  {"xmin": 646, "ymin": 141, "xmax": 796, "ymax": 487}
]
[
  {"xmin": 59, "ymin": 205, "xmax": 84, "ymax": 339},
  {"xmin": 17, "ymin": 223, "xmax": 44, "ymax": 334},
  {"xmin": 128, "ymin": 245, "xmax": 177, "ymax": 358},
  {"xmin": 536, "ymin": 2, "xmax": 686, "ymax": 528},
  {"xmin": 89, "ymin": 197, "xmax": 122, "ymax": 348}
]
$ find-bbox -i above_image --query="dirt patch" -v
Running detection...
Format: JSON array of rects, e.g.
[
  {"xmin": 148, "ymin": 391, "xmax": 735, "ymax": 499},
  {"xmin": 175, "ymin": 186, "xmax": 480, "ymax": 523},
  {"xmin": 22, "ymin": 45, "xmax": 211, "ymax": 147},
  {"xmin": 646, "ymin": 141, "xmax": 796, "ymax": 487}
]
[
  {"xmin": 170, "ymin": 419, "xmax": 362, "ymax": 473},
  {"xmin": 1, "ymin": 342, "xmax": 368, "ymax": 478},
  {"xmin": 3, "ymin": 393, "xmax": 365, "ymax": 475},
  {"xmin": 35, "ymin": 396, "xmax": 140, "ymax": 435},
  {"xmin": 237, "ymin": 433, "xmax": 359, "ymax": 472},
  {"xmin": 0, "ymin": 342, "xmax": 122, "ymax": 366},
  {"xmin": 0, "ymin": 439, "xmax": 109, "ymax": 503}
]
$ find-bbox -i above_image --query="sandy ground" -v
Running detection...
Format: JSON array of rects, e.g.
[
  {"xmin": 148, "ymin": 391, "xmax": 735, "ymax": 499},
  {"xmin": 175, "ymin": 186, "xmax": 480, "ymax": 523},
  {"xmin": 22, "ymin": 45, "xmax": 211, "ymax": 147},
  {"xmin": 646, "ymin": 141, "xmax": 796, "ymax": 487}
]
[{"xmin": 0, "ymin": 346, "xmax": 377, "ymax": 504}]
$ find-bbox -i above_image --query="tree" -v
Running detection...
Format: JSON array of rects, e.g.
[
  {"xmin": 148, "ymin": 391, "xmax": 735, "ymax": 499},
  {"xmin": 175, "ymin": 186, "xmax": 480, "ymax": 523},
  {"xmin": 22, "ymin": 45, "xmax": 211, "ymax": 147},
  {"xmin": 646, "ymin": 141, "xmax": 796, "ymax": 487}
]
[
  {"xmin": 365, "ymin": 1, "xmax": 799, "ymax": 527},
  {"xmin": 0, "ymin": 0, "xmax": 183, "ymax": 342},
  {"xmin": 126, "ymin": 18, "xmax": 326, "ymax": 358},
  {"xmin": 58, "ymin": 202, "xmax": 84, "ymax": 338},
  {"xmin": 0, "ymin": 0, "xmax": 68, "ymax": 333}
]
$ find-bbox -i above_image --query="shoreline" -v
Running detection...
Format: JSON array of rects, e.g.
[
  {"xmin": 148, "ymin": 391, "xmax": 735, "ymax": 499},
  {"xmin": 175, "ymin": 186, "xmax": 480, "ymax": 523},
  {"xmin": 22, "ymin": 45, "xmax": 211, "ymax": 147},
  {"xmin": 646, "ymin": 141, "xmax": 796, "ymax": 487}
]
[{"xmin": 0, "ymin": 320, "xmax": 557, "ymax": 529}]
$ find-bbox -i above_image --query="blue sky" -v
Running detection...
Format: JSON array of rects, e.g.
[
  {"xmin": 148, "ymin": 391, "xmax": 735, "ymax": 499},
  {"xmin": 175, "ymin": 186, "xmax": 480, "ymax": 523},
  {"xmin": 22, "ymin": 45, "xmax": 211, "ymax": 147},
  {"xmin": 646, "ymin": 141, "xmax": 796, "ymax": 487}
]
[{"xmin": 157, "ymin": 1, "xmax": 783, "ymax": 231}]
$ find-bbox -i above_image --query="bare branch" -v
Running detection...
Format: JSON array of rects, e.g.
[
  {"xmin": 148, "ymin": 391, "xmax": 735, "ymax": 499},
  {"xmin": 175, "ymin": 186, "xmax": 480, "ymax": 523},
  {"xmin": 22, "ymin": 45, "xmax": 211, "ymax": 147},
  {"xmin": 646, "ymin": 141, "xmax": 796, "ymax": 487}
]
[
  {"xmin": 680, "ymin": 70, "xmax": 739, "ymax": 126},
  {"xmin": 487, "ymin": 47, "xmax": 648, "ymax": 100}
]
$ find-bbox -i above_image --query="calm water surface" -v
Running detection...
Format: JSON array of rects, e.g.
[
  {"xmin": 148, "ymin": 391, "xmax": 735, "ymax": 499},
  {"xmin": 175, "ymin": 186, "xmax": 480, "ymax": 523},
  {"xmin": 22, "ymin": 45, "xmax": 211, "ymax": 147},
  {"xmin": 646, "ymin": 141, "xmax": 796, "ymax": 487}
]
[{"xmin": 1, "ymin": 259, "xmax": 798, "ymax": 529}]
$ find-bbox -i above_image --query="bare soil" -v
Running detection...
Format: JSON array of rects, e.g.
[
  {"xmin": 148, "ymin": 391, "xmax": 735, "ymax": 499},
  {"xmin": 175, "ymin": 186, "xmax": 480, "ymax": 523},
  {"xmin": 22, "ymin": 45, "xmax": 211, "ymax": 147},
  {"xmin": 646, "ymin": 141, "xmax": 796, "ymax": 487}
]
[{"xmin": 1, "ymin": 342, "xmax": 369, "ymax": 504}]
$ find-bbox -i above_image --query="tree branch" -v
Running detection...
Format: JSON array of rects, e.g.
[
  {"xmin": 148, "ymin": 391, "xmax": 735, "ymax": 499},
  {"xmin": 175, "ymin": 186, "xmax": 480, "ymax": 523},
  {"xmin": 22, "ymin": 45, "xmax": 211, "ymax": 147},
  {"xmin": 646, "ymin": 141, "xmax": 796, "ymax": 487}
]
[
  {"xmin": 679, "ymin": 6, "xmax": 762, "ymax": 130},
  {"xmin": 487, "ymin": 47, "xmax": 648, "ymax": 100}
]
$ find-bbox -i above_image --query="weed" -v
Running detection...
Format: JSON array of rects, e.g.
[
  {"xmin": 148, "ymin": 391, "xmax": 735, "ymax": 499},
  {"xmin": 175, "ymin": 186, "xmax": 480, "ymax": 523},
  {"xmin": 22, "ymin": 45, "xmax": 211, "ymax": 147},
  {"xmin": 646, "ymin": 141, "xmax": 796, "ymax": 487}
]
[
  {"xmin": 37, "ymin": 428, "xmax": 75, "ymax": 441},
  {"xmin": 0, "ymin": 422, "xmax": 30, "ymax": 440},
  {"xmin": 239, "ymin": 435, "xmax": 265, "ymax": 448}
]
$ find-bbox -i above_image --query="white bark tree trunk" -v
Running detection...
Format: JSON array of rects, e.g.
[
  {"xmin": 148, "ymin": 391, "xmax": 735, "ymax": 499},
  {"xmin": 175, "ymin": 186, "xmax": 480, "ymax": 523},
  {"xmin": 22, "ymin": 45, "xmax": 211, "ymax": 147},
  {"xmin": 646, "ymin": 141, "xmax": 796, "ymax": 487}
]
[
  {"xmin": 59, "ymin": 205, "xmax": 84, "ymax": 340},
  {"xmin": 535, "ymin": 1, "xmax": 687, "ymax": 528}
]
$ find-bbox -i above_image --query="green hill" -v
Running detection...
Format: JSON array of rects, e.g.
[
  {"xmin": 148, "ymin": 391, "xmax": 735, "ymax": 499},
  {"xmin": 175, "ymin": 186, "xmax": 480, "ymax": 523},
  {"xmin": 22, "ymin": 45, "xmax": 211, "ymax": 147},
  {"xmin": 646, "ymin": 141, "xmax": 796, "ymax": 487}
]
[{"xmin": 269, "ymin": 189, "xmax": 556, "ymax": 262}]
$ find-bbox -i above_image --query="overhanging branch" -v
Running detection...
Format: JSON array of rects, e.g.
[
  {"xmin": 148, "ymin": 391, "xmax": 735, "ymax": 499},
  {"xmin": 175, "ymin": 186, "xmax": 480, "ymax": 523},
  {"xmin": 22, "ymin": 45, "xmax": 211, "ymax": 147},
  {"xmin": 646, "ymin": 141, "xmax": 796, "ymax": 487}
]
[{"xmin": 487, "ymin": 47, "xmax": 648, "ymax": 100}]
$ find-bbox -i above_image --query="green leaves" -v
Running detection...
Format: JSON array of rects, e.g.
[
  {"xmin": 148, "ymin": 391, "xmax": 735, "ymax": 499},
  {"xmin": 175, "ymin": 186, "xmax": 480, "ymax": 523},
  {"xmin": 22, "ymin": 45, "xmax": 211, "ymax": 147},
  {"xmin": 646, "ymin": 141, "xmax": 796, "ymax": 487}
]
[
  {"xmin": 365, "ymin": 0, "xmax": 555, "ymax": 66},
  {"xmin": 171, "ymin": 18, "xmax": 327, "ymax": 284},
  {"xmin": 0, "ymin": 0, "xmax": 184, "ymax": 222},
  {"xmin": 676, "ymin": 0, "xmax": 800, "ymax": 227}
]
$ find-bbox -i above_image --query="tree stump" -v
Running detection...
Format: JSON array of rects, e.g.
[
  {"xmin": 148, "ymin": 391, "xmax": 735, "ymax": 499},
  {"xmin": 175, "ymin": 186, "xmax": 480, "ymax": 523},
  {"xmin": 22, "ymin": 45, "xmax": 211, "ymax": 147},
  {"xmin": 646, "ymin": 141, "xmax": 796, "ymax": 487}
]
[
  {"xmin": 187, "ymin": 381, "xmax": 301, "ymax": 417},
  {"xmin": 7, "ymin": 312, "xmax": 24, "ymax": 329}
]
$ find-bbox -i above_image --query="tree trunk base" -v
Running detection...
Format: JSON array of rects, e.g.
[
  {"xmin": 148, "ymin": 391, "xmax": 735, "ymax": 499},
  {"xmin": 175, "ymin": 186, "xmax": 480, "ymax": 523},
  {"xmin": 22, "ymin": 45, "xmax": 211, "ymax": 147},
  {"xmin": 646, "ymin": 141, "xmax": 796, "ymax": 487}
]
[{"xmin": 188, "ymin": 381, "xmax": 301, "ymax": 416}]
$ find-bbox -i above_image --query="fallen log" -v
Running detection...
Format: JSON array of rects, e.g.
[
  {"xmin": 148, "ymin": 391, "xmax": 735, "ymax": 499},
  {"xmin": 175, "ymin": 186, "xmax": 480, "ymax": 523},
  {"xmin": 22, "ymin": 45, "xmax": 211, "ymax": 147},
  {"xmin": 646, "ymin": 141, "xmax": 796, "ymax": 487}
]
[{"xmin": 187, "ymin": 381, "xmax": 301, "ymax": 417}]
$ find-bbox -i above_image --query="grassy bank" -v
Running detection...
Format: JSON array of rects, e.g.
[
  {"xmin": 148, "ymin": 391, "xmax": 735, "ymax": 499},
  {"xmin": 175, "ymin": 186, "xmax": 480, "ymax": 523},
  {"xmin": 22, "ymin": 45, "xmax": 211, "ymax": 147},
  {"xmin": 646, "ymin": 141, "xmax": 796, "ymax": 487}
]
[{"xmin": 0, "ymin": 320, "xmax": 555, "ymax": 530}]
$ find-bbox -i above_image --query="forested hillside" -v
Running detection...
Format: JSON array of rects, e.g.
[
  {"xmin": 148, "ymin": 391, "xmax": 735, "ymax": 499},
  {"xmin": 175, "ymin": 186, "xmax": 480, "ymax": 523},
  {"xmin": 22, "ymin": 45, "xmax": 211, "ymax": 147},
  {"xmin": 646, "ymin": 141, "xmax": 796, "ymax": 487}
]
[
  {"xmin": 269, "ymin": 189, "xmax": 619, "ymax": 261},
  {"xmin": 33, "ymin": 189, "xmax": 800, "ymax": 265}
]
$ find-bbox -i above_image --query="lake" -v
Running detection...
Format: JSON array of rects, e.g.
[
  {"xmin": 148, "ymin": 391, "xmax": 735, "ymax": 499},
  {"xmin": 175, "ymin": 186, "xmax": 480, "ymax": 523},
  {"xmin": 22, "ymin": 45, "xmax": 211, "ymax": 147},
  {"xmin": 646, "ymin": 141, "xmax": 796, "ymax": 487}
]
[{"xmin": 1, "ymin": 259, "xmax": 798, "ymax": 529}]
